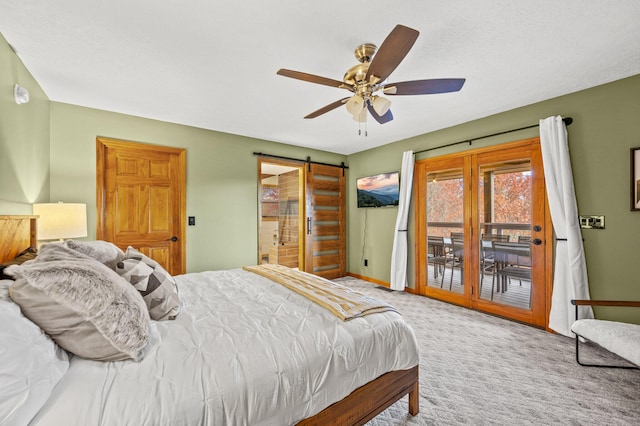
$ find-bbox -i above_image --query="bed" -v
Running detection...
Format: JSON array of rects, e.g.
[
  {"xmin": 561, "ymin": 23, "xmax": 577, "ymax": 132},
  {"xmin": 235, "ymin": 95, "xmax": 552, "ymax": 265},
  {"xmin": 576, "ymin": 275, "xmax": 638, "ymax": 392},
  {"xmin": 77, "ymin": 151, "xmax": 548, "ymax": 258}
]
[{"xmin": 0, "ymin": 215, "xmax": 420, "ymax": 425}]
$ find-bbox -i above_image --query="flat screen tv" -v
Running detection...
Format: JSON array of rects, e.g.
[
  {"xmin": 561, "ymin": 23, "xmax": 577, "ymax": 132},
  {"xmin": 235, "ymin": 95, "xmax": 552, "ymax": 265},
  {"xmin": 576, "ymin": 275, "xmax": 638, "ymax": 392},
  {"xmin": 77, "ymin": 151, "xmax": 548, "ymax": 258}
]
[{"xmin": 356, "ymin": 171, "xmax": 400, "ymax": 208}]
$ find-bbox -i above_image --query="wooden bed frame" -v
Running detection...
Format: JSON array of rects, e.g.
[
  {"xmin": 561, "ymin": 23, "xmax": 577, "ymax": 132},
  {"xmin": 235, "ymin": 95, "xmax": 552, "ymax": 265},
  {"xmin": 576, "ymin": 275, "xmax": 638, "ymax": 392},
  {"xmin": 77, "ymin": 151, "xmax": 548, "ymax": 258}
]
[
  {"xmin": 0, "ymin": 215, "xmax": 38, "ymax": 263},
  {"xmin": 0, "ymin": 215, "xmax": 419, "ymax": 425}
]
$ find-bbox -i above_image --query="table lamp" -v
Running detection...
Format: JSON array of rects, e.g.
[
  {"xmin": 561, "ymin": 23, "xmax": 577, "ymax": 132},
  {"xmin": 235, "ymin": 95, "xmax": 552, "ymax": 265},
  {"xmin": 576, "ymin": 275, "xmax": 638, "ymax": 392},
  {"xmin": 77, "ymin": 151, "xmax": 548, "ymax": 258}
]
[{"xmin": 32, "ymin": 202, "xmax": 88, "ymax": 242}]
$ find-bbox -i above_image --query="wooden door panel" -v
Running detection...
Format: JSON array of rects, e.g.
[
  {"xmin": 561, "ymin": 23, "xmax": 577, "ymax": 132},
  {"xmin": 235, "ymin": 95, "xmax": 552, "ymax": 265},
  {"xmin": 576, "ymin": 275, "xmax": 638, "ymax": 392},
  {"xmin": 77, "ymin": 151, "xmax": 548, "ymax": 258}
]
[
  {"xmin": 114, "ymin": 184, "xmax": 140, "ymax": 233},
  {"xmin": 149, "ymin": 160, "xmax": 169, "ymax": 178},
  {"xmin": 142, "ymin": 246, "xmax": 170, "ymax": 268},
  {"xmin": 313, "ymin": 210, "xmax": 340, "ymax": 221},
  {"xmin": 97, "ymin": 137, "xmax": 186, "ymax": 275},
  {"xmin": 305, "ymin": 164, "xmax": 346, "ymax": 279},
  {"xmin": 149, "ymin": 185, "xmax": 171, "ymax": 233},
  {"xmin": 313, "ymin": 239, "xmax": 341, "ymax": 251}
]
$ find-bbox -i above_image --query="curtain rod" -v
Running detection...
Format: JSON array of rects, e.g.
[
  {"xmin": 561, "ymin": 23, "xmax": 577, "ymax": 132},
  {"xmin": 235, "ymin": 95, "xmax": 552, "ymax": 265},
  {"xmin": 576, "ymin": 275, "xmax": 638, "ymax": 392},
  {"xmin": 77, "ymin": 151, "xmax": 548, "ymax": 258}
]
[
  {"xmin": 253, "ymin": 152, "xmax": 349, "ymax": 173},
  {"xmin": 414, "ymin": 117, "xmax": 573, "ymax": 155}
]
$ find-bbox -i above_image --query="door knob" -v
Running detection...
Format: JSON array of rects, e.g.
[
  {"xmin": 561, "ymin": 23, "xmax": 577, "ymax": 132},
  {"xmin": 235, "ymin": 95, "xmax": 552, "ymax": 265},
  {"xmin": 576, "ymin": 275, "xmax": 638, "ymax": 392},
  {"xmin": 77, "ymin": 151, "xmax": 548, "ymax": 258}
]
[
  {"xmin": 532, "ymin": 238, "xmax": 542, "ymax": 245},
  {"xmin": 170, "ymin": 236, "xmax": 178, "ymax": 242},
  {"xmin": 533, "ymin": 225, "xmax": 542, "ymax": 232}
]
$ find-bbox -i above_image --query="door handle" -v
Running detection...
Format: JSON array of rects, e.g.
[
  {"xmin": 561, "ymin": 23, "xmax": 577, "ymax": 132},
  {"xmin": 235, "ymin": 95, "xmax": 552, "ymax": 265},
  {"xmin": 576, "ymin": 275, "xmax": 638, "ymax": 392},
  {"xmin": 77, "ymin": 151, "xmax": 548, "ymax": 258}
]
[
  {"xmin": 532, "ymin": 238, "xmax": 542, "ymax": 245},
  {"xmin": 169, "ymin": 236, "xmax": 178, "ymax": 242},
  {"xmin": 307, "ymin": 218, "xmax": 312, "ymax": 235}
]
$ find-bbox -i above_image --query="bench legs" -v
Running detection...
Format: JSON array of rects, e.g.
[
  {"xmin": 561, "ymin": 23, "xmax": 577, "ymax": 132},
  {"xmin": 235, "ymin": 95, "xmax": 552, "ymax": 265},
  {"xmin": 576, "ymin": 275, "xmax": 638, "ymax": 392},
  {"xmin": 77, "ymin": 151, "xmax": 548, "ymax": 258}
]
[{"xmin": 574, "ymin": 333, "xmax": 639, "ymax": 370}]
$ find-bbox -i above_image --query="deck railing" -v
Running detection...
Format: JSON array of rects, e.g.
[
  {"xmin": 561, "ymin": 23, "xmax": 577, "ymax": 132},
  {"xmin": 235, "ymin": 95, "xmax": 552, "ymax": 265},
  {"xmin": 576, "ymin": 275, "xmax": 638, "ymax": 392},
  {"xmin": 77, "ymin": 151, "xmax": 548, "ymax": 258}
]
[{"xmin": 427, "ymin": 222, "xmax": 531, "ymax": 241}]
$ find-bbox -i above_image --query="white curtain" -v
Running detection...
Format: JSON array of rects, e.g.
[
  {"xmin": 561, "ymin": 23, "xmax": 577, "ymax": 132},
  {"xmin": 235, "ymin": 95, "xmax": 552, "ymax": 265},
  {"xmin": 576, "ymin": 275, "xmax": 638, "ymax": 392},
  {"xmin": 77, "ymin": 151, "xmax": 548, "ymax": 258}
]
[
  {"xmin": 390, "ymin": 150, "xmax": 415, "ymax": 290},
  {"xmin": 539, "ymin": 116, "xmax": 593, "ymax": 337}
]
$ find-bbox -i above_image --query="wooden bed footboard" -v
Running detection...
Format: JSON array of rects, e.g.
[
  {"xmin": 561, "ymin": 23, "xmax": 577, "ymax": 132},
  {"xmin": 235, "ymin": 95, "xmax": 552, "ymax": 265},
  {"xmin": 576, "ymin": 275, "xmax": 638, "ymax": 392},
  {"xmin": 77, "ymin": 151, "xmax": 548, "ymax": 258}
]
[{"xmin": 297, "ymin": 365, "xmax": 419, "ymax": 426}]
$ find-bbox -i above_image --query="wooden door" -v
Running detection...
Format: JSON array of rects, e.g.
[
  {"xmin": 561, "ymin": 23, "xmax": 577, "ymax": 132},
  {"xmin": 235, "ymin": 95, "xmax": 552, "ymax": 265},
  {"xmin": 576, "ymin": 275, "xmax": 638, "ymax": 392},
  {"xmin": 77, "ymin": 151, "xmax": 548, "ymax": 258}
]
[
  {"xmin": 96, "ymin": 137, "xmax": 186, "ymax": 275},
  {"xmin": 471, "ymin": 141, "xmax": 550, "ymax": 327},
  {"xmin": 304, "ymin": 163, "xmax": 346, "ymax": 279},
  {"xmin": 415, "ymin": 154, "xmax": 469, "ymax": 307}
]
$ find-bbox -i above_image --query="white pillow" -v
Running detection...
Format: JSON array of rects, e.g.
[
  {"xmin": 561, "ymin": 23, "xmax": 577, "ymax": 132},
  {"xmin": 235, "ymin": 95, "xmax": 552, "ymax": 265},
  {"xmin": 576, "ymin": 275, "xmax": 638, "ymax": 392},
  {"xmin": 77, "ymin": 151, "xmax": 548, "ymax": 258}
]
[
  {"xmin": 0, "ymin": 280, "xmax": 69, "ymax": 426},
  {"xmin": 7, "ymin": 244, "xmax": 150, "ymax": 362},
  {"xmin": 65, "ymin": 239, "xmax": 125, "ymax": 270}
]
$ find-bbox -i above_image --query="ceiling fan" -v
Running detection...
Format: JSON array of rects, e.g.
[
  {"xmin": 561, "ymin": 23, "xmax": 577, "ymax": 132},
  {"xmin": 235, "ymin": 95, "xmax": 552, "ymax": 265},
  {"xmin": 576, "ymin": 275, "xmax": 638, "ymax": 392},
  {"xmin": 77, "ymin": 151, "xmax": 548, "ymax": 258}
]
[{"xmin": 277, "ymin": 24, "xmax": 465, "ymax": 125}]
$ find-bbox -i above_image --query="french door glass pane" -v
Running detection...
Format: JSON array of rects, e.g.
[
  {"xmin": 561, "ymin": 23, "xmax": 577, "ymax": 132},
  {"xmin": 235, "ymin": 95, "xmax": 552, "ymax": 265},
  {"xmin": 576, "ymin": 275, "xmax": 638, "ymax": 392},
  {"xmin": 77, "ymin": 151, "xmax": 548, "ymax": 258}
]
[
  {"xmin": 426, "ymin": 168, "xmax": 464, "ymax": 294},
  {"xmin": 477, "ymin": 159, "xmax": 532, "ymax": 308}
]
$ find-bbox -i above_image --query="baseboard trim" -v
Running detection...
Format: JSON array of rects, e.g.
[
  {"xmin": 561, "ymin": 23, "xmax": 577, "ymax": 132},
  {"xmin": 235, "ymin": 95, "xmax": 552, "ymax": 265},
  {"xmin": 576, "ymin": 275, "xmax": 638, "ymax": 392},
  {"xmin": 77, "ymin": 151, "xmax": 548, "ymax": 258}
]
[
  {"xmin": 347, "ymin": 272, "xmax": 389, "ymax": 287},
  {"xmin": 346, "ymin": 273, "xmax": 418, "ymax": 294}
]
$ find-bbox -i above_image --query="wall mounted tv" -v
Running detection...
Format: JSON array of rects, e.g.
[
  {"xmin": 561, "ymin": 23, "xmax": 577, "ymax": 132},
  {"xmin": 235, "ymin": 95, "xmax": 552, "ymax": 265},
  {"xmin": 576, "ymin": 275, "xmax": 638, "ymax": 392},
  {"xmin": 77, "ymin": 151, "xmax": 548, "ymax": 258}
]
[{"xmin": 356, "ymin": 171, "xmax": 400, "ymax": 208}]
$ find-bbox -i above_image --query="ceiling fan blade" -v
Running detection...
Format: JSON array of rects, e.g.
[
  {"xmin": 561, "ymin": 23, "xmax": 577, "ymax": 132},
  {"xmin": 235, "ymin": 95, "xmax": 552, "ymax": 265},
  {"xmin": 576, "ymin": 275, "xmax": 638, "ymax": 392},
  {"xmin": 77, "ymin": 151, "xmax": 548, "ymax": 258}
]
[
  {"xmin": 277, "ymin": 69, "xmax": 347, "ymax": 89},
  {"xmin": 304, "ymin": 97, "xmax": 351, "ymax": 119},
  {"xmin": 384, "ymin": 78, "xmax": 466, "ymax": 95},
  {"xmin": 365, "ymin": 25, "xmax": 419, "ymax": 83},
  {"xmin": 367, "ymin": 103, "xmax": 393, "ymax": 124}
]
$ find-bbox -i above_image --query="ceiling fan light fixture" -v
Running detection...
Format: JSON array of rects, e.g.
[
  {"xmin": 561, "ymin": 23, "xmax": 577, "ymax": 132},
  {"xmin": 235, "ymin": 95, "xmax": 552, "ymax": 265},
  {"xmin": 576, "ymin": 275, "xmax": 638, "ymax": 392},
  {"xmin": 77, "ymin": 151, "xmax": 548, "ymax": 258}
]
[
  {"xmin": 352, "ymin": 108, "xmax": 367, "ymax": 122},
  {"xmin": 276, "ymin": 24, "xmax": 465, "ymax": 126},
  {"xmin": 372, "ymin": 95, "xmax": 392, "ymax": 116},
  {"xmin": 345, "ymin": 95, "xmax": 365, "ymax": 116}
]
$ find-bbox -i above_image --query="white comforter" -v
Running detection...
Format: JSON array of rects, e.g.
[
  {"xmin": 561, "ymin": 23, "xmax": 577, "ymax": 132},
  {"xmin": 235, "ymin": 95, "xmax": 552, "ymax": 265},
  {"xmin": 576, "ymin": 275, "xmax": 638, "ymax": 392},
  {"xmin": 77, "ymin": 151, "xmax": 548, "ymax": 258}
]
[{"xmin": 31, "ymin": 269, "xmax": 419, "ymax": 425}]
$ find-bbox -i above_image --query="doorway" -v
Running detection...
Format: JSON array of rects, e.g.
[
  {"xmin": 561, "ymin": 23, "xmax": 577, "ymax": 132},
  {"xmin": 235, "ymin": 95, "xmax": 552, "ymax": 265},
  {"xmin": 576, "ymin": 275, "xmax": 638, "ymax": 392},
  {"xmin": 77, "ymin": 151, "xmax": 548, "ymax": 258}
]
[
  {"xmin": 257, "ymin": 157, "xmax": 347, "ymax": 279},
  {"xmin": 258, "ymin": 160, "xmax": 305, "ymax": 269},
  {"xmin": 415, "ymin": 138, "xmax": 551, "ymax": 327}
]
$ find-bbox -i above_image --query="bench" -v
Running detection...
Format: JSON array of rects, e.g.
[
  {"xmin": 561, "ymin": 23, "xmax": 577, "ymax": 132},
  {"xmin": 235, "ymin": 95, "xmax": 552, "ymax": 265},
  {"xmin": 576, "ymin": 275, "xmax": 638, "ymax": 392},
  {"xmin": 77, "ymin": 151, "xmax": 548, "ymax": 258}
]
[{"xmin": 571, "ymin": 300, "xmax": 640, "ymax": 369}]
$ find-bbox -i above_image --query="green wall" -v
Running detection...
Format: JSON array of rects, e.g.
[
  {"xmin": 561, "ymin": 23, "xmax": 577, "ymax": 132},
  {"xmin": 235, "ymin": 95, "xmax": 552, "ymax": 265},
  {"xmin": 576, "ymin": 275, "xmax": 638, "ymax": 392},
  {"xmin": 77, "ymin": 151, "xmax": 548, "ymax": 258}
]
[
  {"xmin": 2, "ymin": 31, "xmax": 639, "ymax": 321},
  {"xmin": 0, "ymin": 33, "xmax": 50, "ymax": 213},
  {"xmin": 346, "ymin": 74, "xmax": 640, "ymax": 322},
  {"xmin": 49, "ymin": 103, "xmax": 345, "ymax": 272}
]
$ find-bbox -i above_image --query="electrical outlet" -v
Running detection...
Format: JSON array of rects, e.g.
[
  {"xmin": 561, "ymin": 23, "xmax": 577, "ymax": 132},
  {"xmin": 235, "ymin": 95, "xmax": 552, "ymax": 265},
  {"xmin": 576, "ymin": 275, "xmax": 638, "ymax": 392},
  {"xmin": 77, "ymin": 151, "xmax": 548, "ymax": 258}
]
[
  {"xmin": 579, "ymin": 215, "xmax": 604, "ymax": 229},
  {"xmin": 364, "ymin": 259, "xmax": 368, "ymax": 267},
  {"xmin": 188, "ymin": 216, "xmax": 195, "ymax": 226}
]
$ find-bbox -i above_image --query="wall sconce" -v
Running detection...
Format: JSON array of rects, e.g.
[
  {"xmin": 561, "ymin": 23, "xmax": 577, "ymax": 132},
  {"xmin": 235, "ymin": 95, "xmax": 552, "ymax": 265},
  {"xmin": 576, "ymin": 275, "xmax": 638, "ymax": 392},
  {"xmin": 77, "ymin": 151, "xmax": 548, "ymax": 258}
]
[
  {"xmin": 14, "ymin": 84, "xmax": 30, "ymax": 104},
  {"xmin": 32, "ymin": 202, "xmax": 88, "ymax": 242}
]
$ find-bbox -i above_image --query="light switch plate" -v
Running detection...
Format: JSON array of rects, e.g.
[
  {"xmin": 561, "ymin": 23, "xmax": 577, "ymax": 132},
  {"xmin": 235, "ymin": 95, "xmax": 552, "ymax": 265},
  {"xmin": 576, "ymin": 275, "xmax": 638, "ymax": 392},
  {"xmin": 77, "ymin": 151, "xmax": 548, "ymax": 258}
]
[{"xmin": 579, "ymin": 215, "xmax": 604, "ymax": 229}]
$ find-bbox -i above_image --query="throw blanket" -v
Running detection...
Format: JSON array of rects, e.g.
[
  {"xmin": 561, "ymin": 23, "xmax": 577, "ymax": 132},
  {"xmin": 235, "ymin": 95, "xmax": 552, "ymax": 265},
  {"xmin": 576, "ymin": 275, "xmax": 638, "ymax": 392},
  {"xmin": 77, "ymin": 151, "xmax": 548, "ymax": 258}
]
[{"xmin": 243, "ymin": 264, "xmax": 398, "ymax": 321}]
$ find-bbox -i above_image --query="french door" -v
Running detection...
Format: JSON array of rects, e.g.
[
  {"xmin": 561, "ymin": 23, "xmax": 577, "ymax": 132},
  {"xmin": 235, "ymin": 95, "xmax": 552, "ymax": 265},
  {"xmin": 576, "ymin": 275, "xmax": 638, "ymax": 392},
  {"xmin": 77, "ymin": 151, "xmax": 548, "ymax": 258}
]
[
  {"xmin": 258, "ymin": 158, "xmax": 346, "ymax": 279},
  {"xmin": 415, "ymin": 139, "xmax": 551, "ymax": 327}
]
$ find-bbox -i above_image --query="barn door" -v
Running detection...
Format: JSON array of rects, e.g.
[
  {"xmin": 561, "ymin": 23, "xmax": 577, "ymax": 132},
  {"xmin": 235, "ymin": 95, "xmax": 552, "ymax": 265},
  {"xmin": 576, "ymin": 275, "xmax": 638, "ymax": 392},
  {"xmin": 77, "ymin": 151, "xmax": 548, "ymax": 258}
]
[
  {"xmin": 96, "ymin": 137, "xmax": 186, "ymax": 275},
  {"xmin": 304, "ymin": 163, "xmax": 346, "ymax": 279}
]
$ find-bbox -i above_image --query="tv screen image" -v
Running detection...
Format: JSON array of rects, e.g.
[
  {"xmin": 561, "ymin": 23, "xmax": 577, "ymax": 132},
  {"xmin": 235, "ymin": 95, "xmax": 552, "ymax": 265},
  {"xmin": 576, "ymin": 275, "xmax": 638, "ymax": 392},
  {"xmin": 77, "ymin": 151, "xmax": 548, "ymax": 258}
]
[{"xmin": 356, "ymin": 171, "xmax": 400, "ymax": 208}]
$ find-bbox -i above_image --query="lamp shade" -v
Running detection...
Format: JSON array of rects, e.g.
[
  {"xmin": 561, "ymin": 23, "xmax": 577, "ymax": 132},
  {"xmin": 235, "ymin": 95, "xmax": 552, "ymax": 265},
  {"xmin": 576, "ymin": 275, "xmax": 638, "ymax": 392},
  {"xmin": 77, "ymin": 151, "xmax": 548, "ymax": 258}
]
[
  {"xmin": 352, "ymin": 108, "xmax": 367, "ymax": 123},
  {"xmin": 345, "ymin": 95, "xmax": 365, "ymax": 116},
  {"xmin": 372, "ymin": 96, "xmax": 392, "ymax": 116},
  {"xmin": 33, "ymin": 203, "xmax": 87, "ymax": 240}
]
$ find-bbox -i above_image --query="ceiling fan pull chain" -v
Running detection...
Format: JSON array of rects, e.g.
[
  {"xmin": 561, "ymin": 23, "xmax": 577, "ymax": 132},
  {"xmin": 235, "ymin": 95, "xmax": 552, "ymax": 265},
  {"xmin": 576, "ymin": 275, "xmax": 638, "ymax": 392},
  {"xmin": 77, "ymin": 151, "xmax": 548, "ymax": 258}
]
[{"xmin": 365, "ymin": 114, "xmax": 368, "ymax": 137}]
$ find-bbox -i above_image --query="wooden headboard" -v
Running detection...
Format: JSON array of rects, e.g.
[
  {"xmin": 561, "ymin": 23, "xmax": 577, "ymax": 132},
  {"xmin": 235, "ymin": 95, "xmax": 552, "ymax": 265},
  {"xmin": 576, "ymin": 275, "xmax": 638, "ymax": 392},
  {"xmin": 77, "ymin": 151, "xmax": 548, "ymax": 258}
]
[{"xmin": 0, "ymin": 215, "xmax": 38, "ymax": 263}]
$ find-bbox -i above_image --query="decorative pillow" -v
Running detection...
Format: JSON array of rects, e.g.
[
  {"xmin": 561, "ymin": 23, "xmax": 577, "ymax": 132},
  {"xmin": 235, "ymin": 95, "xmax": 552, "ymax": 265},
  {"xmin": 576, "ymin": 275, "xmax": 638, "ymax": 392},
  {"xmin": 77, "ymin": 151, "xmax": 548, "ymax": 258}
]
[
  {"xmin": 65, "ymin": 239, "xmax": 125, "ymax": 270},
  {"xmin": 6, "ymin": 243, "xmax": 150, "ymax": 362},
  {"xmin": 0, "ymin": 279, "xmax": 69, "ymax": 426},
  {"xmin": 116, "ymin": 247, "xmax": 180, "ymax": 321},
  {"xmin": 0, "ymin": 246, "xmax": 37, "ymax": 279}
]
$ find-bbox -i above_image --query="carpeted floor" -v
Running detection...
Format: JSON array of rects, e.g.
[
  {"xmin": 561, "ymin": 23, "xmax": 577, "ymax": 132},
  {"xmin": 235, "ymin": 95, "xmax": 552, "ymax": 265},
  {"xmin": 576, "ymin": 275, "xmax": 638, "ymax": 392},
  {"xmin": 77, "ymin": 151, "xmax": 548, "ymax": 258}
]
[{"xmin": 333, "ymin": 277, "xmax": 640, "ymax": 426}]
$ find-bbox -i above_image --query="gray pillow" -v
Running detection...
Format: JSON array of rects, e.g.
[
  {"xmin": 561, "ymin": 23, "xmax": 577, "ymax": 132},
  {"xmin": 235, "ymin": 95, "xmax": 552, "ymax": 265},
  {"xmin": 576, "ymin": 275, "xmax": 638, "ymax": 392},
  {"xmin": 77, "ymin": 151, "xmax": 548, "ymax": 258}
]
[
  {"xmin": 116, "ymin": 247, "xmax": 180, "ymax": 321},
  {"xmin": 65, "ymin": 239, "xmax": 125, "ymax": 270},
  {"xmin": 6, "ymin": 244, "xmax": 150, "ymax": 362}
]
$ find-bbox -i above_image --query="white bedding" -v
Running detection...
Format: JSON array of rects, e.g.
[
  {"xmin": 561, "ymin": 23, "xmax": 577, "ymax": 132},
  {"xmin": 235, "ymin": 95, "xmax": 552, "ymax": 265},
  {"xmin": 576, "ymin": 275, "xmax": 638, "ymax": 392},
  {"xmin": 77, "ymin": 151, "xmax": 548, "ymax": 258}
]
[{"xmin": 30, "ymin": 268, "xmax": 419, "ymax": 425}]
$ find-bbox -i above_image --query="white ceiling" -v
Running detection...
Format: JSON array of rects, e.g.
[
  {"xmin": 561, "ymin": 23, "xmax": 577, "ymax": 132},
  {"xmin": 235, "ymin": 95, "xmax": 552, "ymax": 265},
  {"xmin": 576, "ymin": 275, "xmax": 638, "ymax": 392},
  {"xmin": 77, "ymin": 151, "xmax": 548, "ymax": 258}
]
[{"xmin": 2, "ymin": 1, "xmax": 640, "ymax": 155}]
